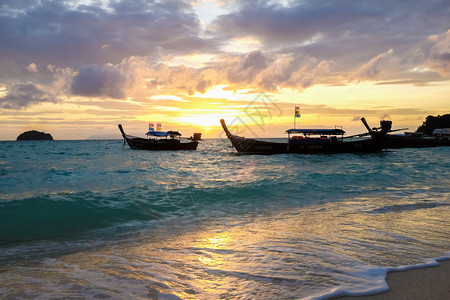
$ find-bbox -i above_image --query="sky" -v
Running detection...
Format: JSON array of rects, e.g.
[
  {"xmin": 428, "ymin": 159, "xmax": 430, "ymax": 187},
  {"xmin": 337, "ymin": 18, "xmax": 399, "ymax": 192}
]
[{"xmin": 0, "ymin": 0, "xmax": 449, "ymax": 140}]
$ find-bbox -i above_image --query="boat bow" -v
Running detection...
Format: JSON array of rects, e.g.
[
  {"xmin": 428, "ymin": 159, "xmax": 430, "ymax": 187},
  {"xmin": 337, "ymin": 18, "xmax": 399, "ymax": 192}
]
[
  {"xmin": 220, "ymin": 119, "xmax": 233, "ymax": 139},
  {"xmin": 220, "ymin": 119, "xmax": 288, "ymax": 154}
]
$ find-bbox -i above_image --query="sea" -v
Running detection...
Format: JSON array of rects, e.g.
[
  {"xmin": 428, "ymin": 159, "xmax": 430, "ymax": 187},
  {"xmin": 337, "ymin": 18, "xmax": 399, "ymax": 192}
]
[{"xmin": 0, "ymin": 139, "xmax": 449, "ymax": 299}]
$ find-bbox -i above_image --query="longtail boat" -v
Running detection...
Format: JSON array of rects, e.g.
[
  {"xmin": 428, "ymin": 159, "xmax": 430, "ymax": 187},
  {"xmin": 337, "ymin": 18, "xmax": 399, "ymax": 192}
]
[
  {"xmin": 220, "ymin": 118, "xmax": 392, "ymax": 154},
  {"xmin": 118, "ymin": 124, "xmax": 198, "ymax": 150}
]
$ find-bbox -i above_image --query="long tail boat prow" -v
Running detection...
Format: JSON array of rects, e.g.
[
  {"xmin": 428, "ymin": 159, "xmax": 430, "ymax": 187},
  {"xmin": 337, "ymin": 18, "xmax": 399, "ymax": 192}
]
[
  {"xmin": 220, "ymin": 118, "xmax": 392, "ymax": 155},
  {"xmin": 220, "ymin": 119, "xmax": 289, "ymax": 154},
  {"xmin": 220, "ymin": 119, "xmax": 232, "ymax": 139}
]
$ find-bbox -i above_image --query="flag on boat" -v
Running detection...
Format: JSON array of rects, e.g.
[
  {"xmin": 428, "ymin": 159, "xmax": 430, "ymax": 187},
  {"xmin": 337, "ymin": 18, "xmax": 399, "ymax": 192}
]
[
  {"xmin": 149, "ymin": 122, "xmax": 155, "ymax": 131},
  {"xmin": 156, "ymin": 122, "xmax": 162, "ymax": 131},
  {"xmin": 295, "ymin": 106, "xmax": 301, "ymax": 118}
]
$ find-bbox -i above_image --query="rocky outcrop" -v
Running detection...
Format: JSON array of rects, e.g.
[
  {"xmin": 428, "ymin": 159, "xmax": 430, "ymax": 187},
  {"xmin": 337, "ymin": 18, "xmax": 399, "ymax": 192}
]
[{"xmin": 17, "ymin": 130, "xmax": 53, "ymax": 141}]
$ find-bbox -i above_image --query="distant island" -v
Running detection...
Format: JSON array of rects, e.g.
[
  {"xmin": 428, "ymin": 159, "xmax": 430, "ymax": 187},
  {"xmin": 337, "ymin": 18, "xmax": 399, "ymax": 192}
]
[
  {"xmin": 17, "ymin": 130, "xmax": 53, "ymax": 141},
  {"xmin": 417, "ymin": 114, "xmax": 450, "ymax": 135}
]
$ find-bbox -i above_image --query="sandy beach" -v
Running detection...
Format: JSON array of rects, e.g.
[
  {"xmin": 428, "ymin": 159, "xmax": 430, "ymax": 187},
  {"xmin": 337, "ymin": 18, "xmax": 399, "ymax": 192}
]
[{"xmin": 334, "ymin": 259, "xmax": 450, "ymax": 300}]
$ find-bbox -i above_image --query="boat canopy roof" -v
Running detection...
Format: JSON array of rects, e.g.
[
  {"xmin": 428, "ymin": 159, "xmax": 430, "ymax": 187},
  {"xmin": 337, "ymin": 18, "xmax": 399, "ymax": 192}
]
[
  {"xmin": 285, "ymin": 128, "xmax": 346, "ymax": 135},
  {"xmin": 145, "ymin": 130, "xmax": 182, "ymax": 137},
  {"xmin": 167, "ymin": 130, "xmax": 182, "ymax": 136},
  {"xmin": 146, "ymin": 131, "xmax": 169, "ymax": 137}
]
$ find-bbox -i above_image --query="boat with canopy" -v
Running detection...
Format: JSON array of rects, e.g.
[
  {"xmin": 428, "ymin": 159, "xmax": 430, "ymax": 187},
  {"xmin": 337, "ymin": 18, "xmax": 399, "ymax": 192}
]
[
  {"xmin": 118, "ymin": 124, "xmax": 198, "ymax": 150},
  {"xmin": 220, "ymin": 118, "xmax": 392, "ymax": 154}
]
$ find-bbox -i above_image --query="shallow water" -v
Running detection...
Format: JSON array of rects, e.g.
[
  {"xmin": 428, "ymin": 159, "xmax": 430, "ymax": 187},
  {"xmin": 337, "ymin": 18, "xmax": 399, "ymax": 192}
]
[{"xmin": 0, "ymin": 140, "xmax": 449, "ymax": 299}]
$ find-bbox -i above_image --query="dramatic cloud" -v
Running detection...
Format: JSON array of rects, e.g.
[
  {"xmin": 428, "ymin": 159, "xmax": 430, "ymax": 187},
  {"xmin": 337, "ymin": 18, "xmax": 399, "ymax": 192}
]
[
  {"xmin": 410, "ymin": 30, "xmax": 450, "ymax": 76},
  {"xmin": 99, "ymin": 30, "xmax": 449, "ymax": 100},
  {"xmin": 0, "ymin": 0, "xmax": 215, "ymax": 69},
  {"xmin": 227, "ymin": 50, "xmax": 269, "ymax": 84},
  {"xmin": 356, "ymin": 49, "xmax": 397, "ymax": 80},
  {"xmin": 214, "ymin": 0, "xmax": 450, "ymax": 67},
  {"xmin": 0, "ymin": 0, "xmax": 449, "ymax": 113},
  {"xmin": 220, "ymin": 51, "xmax": 334, "ymax": 91},
  {"xmin": 0, "ymin": 83, "xmax": 58, "ymax": 109},
  {"xmin": 71, "ymin": 64, "xmax": 127, "ymax": 99}
]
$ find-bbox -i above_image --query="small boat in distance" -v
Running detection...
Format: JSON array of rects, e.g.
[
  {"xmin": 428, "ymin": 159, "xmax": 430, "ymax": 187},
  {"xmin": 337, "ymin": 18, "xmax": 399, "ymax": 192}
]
[
  {"xmin": 220, "ymin": 118, "xmax": 392, "ymax": 154},
  {"xmin": 118, "ymin": 124, "xmax": 198, "ymax": 150}
]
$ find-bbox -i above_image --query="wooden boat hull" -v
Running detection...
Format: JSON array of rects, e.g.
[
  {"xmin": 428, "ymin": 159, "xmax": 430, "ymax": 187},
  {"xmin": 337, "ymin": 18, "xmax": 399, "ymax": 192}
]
[
  {"xmin": 384, "ymin": 134, "xmax": 450, "ymax": 149},
  {"xmin": 220, "ymin": 119, "xmax": 385, "ymax": 154},
  {"xmin": 288, "ymin": 138, "xmax": 383, "ymax": 154},
  {"xmin": 118, "ymin": 124, "xmax": 198, "ymax": 150}
]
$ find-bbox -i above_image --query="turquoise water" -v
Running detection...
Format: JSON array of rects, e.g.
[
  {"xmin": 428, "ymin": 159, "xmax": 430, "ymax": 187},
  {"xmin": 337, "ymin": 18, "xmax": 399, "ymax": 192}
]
[{"xmin": 0, "ymin": 140, "xmax": 449, "ymax": 299}]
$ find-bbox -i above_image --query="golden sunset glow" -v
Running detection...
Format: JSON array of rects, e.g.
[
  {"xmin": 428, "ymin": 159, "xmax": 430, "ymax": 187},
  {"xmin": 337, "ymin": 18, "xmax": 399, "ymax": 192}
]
[
  {"xmin": 194, "ymin": 85, "xmax": 241, "ymax": 101},
  {"xmin": 179, "ymin": 113, "xmax": 223, "ymax": 128}
]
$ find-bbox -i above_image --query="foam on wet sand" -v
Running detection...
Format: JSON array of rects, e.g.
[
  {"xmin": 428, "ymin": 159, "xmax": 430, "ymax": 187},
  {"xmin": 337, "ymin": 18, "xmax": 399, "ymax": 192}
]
[{"xmin": 334, "ymin": 259, "xmax": 450, "ymax": 300}]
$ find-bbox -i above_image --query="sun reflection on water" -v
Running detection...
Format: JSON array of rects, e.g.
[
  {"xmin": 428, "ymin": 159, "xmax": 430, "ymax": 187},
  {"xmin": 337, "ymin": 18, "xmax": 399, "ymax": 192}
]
[{"xmin": 2, "ymin": 194, "xmax": 448, "ymax": 299}]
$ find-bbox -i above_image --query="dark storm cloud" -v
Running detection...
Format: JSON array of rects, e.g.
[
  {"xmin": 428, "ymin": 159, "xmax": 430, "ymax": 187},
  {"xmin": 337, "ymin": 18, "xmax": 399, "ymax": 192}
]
[
  {"xmin": 0, "ymin": 83, "xmax": 58, "ymax": 109},
  {"xmin": 0, "ymin": 0, "xmax": 216, "ymax": 68}
]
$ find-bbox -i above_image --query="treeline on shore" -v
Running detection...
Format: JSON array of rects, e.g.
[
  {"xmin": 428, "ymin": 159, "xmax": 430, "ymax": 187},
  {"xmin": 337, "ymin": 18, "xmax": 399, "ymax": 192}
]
[{"xmin": 416, "ymin": 114, "xmax": 450, "ymax": 135}]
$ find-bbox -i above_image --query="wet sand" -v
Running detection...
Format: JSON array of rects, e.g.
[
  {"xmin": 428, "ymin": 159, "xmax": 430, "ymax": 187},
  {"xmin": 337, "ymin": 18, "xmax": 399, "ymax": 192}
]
[{"xmin": 334, "ymin": 259, "xmax": 450, "ymax": 300}]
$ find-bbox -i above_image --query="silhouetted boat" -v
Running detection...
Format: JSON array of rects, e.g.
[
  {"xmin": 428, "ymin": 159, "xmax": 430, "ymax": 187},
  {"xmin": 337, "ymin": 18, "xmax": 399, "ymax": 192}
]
[
  {"xmin": 384, "ymin": 129, "xmax": 450, "ymax": 148},
  {"xmin": 220, "ymin": 118, "xmax": 391, "ymax": 154},
  {"xmin": 118, "ymin": 124, "xmax": 198, "ymax": 150}
]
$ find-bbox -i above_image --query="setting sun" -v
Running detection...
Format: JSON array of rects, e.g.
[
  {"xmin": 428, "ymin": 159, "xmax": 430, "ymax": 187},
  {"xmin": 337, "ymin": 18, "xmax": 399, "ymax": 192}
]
[{"xmin": 179, "ymin": 113, "xmax": 223, "ymax": 129}]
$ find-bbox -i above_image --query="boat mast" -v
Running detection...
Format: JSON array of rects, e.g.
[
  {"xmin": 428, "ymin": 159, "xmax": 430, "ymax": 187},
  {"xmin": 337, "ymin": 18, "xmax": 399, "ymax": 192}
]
[
  {"xmin": 294, "ymin": 106, "xmax": 300, "ymax": 129},
  {"xmin": 294, "ymin": 112, "xmax": 296, "ymax": 129}
]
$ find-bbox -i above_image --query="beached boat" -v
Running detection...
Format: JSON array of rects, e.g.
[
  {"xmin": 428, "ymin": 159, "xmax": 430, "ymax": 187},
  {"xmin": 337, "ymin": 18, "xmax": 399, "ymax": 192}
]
[
  {"xmin": 118, "ymin": 124, "xmax": 198, "ymax": 150},
  {"xmin": 384, "ymin": 129, "xmax": 450, "ymax": 148},
  {"xmin": 220, "ymin": 118, "xmax": 391, "ymax": 154}
]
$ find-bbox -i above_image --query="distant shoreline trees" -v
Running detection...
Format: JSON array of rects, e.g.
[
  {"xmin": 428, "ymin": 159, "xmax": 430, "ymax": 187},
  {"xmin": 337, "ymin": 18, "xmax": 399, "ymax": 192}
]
[{"xmin": 417, "ymin": 114, "xmax": 450, "ymax": 135}]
